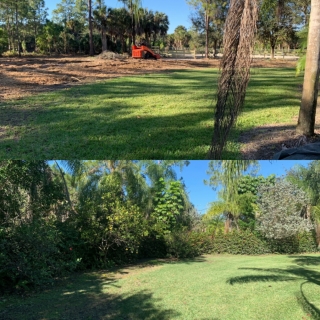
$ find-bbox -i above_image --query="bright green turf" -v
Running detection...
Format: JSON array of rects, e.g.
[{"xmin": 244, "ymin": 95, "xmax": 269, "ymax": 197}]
[
  {"xmin": 0, "ymin": 68, "xmax": 303, "ymax": 159},
  {"xmin": 1, "ymin": 254, "xmax": 320, "ymax": 319}
]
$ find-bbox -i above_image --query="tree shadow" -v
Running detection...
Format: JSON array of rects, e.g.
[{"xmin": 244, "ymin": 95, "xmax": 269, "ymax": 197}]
[
  {"xmin": 0, "ymin": 256, "xmax": 209, "ymax": 320},
  {"xmin": 226, "ymin": 257, "xmax": 320, "ymax": 319},
  {"xmin": 0, "ymin": 272, "xmax": 180, "ymax": 320},
  {"xmin": 288, "ymin": 255, "xmax": 320, "ymax": 267}
]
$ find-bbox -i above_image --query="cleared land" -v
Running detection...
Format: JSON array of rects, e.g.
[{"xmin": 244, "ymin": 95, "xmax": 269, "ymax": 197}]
[
  {"xmin": 1, "ymin": 254, "xmax": 320, "ymax": 320},
  {"xmin": 0, "ymin": 56, "xmax": 295, "ymax": 100},
  {"xmin": 2, "ymin": 56, "xmax": 317, "ymax": 159}
]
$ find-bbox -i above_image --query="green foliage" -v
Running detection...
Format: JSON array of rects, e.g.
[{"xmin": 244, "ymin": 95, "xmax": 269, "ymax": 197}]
[
  {"xmin": 211, "ymin": 230, "xmax": 270, "ymax": 255},
  {"xmin": 0, "ymin": 220, "xmax": 80, "ymax": 292},
  {"xmin": 153, "ymin": 178, "xmax": 185, "ymax": 234},
  {"xmin": 256, "ymin": 178, "xmax": 313, "ymax": 239},
  {"xmin": 295, "ymin": 26, "xmax": 308, "ymax": 76},
  {"xmin": 164, "ymin": 230, "xmax": 212, "ymax": 258},
  {"xmin": 210, "ymin": 230, "xmax": 318, "ymax": 255}
]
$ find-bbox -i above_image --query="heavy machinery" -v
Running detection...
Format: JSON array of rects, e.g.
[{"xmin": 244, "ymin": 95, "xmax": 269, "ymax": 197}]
[{"xmin": 132, "ymin": 45, "xmax": 161, "ymax": 60}]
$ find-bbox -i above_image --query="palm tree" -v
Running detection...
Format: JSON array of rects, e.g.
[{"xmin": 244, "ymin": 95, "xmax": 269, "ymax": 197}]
[
  {"xmin": 206, "ymin": 160, "xmax": 258, "ymax": 232},
  {"xmin": 93, "ymin": 0, "xmax": 108, "ymax": 52},
  {"xmin": 119, "ymin": 0, "xmax": 142, "ymax": 46},
  {"xmin": 296, "ymin": 0, "xmax": 320, "ymax": 136}
]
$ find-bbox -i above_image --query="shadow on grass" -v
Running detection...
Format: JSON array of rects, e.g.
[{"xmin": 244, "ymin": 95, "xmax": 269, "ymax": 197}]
[
  {"xmin": 0, "ymin": 273, "xmax": 180, "ymax": 320},
  {"xmin": 0, "ymin": 68, "xmax": 302, "ymax": 159},
  {"xmin": 226, "ymin": 256, "xmax": 320, "ymax": 319},
  {"xmin": 288, "ymin": 255, "xmax": 320, "ymax": 267},
  {"xmin": 0, "ymin": 256, "xmax": 209, "ymax": 320}
]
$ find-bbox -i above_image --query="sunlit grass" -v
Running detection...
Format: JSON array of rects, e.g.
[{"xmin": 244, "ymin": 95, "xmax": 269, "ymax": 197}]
[
  {"xmin": 0, "ymin": 68, "xmax": 302, "ymax": 159},
  {"xmin": 1, "ymin": 254, "xmax": 320, "ymax": 319}
]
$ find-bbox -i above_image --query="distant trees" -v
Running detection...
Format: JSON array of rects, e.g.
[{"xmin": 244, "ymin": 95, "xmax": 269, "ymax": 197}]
[
  {"xmin": 0, "ymin": 0, "xmax": 169, "ymax": 55},
  {"xmin": 0, "ymin": 0, "xmax": 47, "ymax": 55},
  {"xmin": 257, "ymin": 0, "xmax": 298, "ymax": 59},
  {"xmin": 187, "ymin": 0, "xmax": 227, "ymax": 58}
]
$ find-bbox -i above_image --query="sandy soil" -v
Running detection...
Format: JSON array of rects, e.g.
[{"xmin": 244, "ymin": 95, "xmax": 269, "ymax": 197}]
[{"xmin": 1, "ymin": 55, "xmax": 306, "ymax": 159}]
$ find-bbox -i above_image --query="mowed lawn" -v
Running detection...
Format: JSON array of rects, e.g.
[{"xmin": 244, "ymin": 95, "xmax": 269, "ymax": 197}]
[
  {"xmin": 1, "ymin": 254, "xmax": 320, "ymax": 320},
  {"xmin": 0, "ymin": 68, "xmax": 302, "ymax": 159}
]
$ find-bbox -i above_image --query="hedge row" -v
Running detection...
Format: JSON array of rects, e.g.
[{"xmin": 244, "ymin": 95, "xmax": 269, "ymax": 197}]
[{"xmin": 160, "ymin": 229, "xmax": 319, "ymax": 258}]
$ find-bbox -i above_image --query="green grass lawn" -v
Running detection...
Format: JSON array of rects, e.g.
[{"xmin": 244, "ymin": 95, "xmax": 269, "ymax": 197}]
[
  {"xmin": 0, "ymin": 68, "xmax": 302, "ymax": 159},
  {"xmin": 1, "ymin": 254, "xmax": 320, "ymax": 320}
]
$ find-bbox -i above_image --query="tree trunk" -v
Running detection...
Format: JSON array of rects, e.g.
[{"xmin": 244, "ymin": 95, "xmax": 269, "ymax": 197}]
[
  {"xmin": 296, "ymin": 0, "xmax": 320, "ymax": 136},
  {"xmin": 15, "ymin": 1, "xmax": 21, "ymax": 57},
  {"xmin": 316, "ymin": 223, "xmax": 320, "ymax": 247},
  {"xmin": 213, "ymin": 39, "xmax": 218, "ymax": 58},
  {"xmin": 88, "ymin": 0, "xmax": 94, "ymax": 56},
  {"xmin": 54, "ymin": 161, "xmax": 78, "ymax": 215},
  {"xmin": 271, "ymin": 45, "xmax": 275, "ymax": 59},
  {"xmin": 224, "ymin": 212, "xmax": 233, "ymax": 233},
  {"xmin": 132, "ymin": 12, "xmax": 135, "ymax": 47},
  {"xmin": 205, "ymin": 12, "xmax": 209, "ymax": 59},
  {"xmin": 101, "ymin": 27, "xmax": 107, "ymax": 52}
]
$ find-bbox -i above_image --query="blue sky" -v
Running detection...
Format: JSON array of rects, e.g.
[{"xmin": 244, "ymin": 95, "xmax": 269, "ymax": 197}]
[{"xmin": 46, "ymin": 0, "xmax": 193, "ymax": 34}]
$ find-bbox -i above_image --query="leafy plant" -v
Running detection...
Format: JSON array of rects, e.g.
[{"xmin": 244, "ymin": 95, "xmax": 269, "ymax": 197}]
[{"xmin": 256, "ymin": 179, "xmax": 314, "ymax": 239}]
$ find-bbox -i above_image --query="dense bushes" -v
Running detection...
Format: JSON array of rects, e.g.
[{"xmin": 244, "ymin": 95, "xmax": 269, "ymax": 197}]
[
  {"xmin": 211, "ymin": 230, "xmax": 270, "ymax": 255},
  {"xmin": 164, "ymin": 230, "xmax": 212, "ymax": 258},
  {"xmin": 0, "ymin": 220, "xmax": 80, "ymax": 292},
  {"xmin": 210, "ymin": 230, "xmax": 318, "ymax": 255}
]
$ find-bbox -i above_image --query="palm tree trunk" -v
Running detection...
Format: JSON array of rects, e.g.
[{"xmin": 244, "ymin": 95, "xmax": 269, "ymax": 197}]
[
  {"xmin": 54, "ymin": 161, "xmax": 78, "ymax": 215},
  {"xmin": 296, "ymin": 0, "xmax": 320, "ymax": 136},
  {"xmin": 101, "ymin": 27, "xmax": 107, "ymax": 52}
]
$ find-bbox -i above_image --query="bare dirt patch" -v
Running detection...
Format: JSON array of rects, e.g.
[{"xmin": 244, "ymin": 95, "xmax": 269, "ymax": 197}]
[
  {"xmin": 240, "ymin": 96, "xmax": 320, "ymax": 160},
  {"xmin": 240, "ymin": 124, "xmax": 320, "ymax": 160},
  {"xmin": 0, "ymin": 55, "xmax": 296, "ymax": 101}
]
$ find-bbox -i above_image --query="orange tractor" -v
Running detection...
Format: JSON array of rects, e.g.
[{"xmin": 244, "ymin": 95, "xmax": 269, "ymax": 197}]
[{"xmin": 132, "ymin": 45, "xmax": 161, "ymax": 60}]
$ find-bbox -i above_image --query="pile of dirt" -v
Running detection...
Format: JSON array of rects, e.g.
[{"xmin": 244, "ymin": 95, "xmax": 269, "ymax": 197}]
[{"xmin": 96, "ymin": 51, "xmax": 128, "ymax": 60}]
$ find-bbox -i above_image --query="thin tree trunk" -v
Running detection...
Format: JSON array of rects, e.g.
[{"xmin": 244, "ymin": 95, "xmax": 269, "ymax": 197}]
[
  {"xmin": 15, "ymin": 0, "xmax": 21, "ymax": 57},
  {"xmin": 205, "ymin": 12, "xmax": 209, "ymax": 59},
  {"xmin": 296, "ymin": 0, "xmax": 320, "ymax": 136},
  {"xmin": 271, "ymin": 44, "xmax": 275, "ymax": 59},
  {"xmin": 88, "ymin": 0, "xmax": 94, "ymax": 56},
  {"xmin": 54, "ymin": 161, "xmax": 78, "ymax": 215},
  {"xmin": 101, "ymin": 27, "xmax": 107, "ymax": 52}
]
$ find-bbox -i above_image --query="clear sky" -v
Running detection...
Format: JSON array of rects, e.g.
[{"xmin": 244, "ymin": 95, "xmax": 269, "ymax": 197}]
[
  {"xmin": 175, "ymin": 160, "xmax": 311, "ymax": 215},
  {"xmin": 46, "ymin": 0, "xmax": 193, "ymax": 34}
]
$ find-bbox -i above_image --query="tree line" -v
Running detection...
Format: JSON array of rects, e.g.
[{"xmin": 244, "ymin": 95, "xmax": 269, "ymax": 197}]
[
  {"xmin": 1, "ymin": 160, "xmax": 320, "ymax": 293},
  {"xmin": 0, "ymin": 0, "xmax": 170, "ymax": 55},
  {"xmin": 0, "ymin": 0, "xmax": 310, "ymax": 57}
]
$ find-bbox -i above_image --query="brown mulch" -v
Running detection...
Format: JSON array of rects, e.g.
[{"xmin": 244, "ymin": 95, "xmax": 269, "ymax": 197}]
[
  {"xmin": 0, "ymin": 55, "xmax": 296, "ymax": 101},
  {"xmin": 239, "ymin": 124, "xmax": 320, "ymax": 160}
]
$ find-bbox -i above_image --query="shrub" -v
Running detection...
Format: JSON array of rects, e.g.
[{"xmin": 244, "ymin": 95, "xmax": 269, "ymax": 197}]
[
  {"xmin": 211, "ymin": 230, "xmax": 270, "ymax": 255},
  {"xmin": 0, "ymin": 220, "xmax": 80, "ymax": 292},
  {"xmin": 210, "ymin": 230, "xmax": 318, "ymax": 255},
  {"xmin": 164, "ymin": 230, "xmax": 212, "ymax": 258},
  {"xmin": 256, "ymin": 179, "xmax": 313, "ymax": 239}
]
